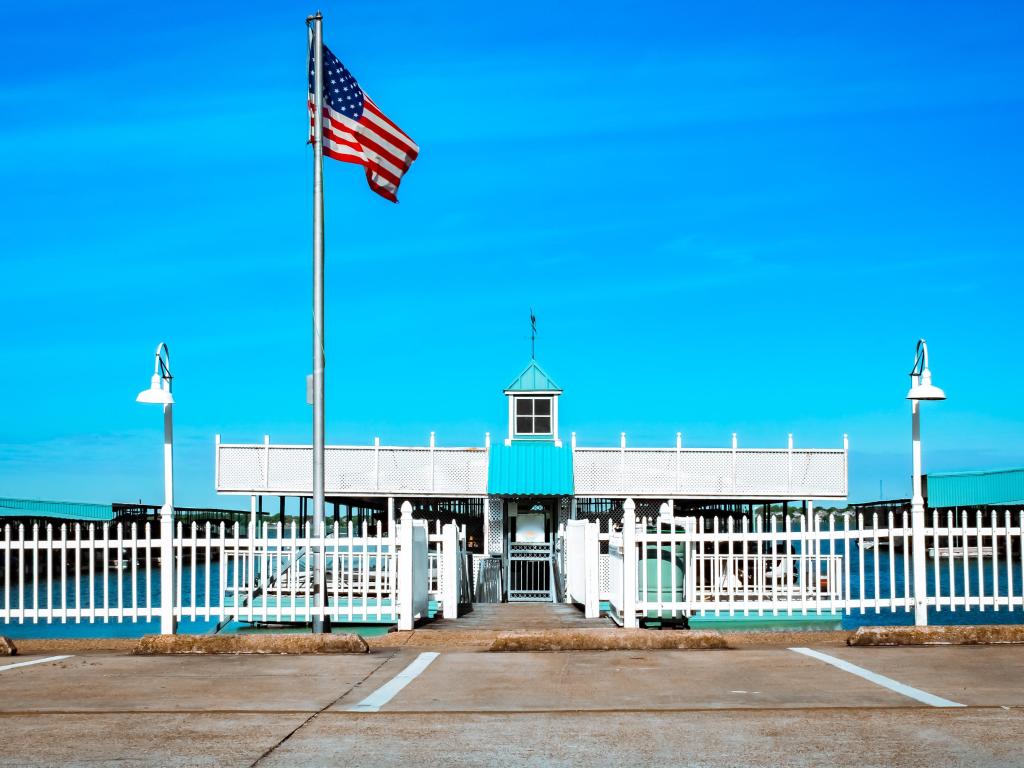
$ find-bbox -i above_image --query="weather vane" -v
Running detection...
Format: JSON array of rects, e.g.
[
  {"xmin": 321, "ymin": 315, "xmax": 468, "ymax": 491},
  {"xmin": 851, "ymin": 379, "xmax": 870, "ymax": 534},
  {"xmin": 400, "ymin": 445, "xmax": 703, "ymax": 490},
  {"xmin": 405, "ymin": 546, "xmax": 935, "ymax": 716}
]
[{"xmin": 530, "ymin": 309, "xmax": 537, "ymax": 359}]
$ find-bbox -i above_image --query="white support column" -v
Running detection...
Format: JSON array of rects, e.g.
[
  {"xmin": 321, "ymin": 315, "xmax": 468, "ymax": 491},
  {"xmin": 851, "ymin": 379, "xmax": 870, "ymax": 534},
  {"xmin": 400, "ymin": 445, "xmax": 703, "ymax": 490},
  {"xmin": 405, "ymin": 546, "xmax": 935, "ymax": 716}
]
[
  {"xmin": 622, "ymin": 497, "xmax": 638, "ymax": 628},
  {"xmin": 807, "ymin": 499, "xmax": 817, "ymax": 587},
  {"xmin": 441, "ymin": 522, "xmax": 459, "ymax": 619},
  {"xmin": 387, "ymin": 496, "xmax": 395, "ymax": 535},
  {"xmin": 584, "ymin": 520, "xmax": 600, "ymax": 618},
  {"xmin": 911, "ymin": 400, "xmax": 929, "ymax": 626},
  {"xmin": 158, "ymin": 396, "xmax": 177, "ymax": 635},
  {"xmin": 398, "ymin": 500, "xmax": 415, "ymax": 631}
]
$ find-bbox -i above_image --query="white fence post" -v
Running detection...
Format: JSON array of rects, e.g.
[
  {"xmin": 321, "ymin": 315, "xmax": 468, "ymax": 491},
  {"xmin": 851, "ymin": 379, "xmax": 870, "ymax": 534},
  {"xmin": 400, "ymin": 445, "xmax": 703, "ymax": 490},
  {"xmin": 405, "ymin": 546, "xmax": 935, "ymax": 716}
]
[
  {"xmin": 398, "ymin": 500, "xmax": 415, "ymax": 630},
  {"xmin": 622, "ymin": 498, "xmax": 638, "ymax": 628},
  {"xmin": 159, "ymin": 507, "xmax": 176, "ymax": 635},
  {"xmin": 584, "ymin": 520, "xmax": 600, "ymax": 618},
  {"xmin": 911, "ymin": 501, "xmax": 929, "ymax": 626},
  {"xmin": 442, "ymin": 522, "xmax": 459, "ymax": 619}
]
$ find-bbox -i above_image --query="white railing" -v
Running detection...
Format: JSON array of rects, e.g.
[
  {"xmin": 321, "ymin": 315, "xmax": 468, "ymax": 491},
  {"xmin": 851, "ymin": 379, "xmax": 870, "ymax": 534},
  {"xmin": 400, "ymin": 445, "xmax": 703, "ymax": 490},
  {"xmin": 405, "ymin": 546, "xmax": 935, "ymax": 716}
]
[
  {"xmin": 569, "ymin": 500, "xmax": 1024, "ymax": 627},
  {"xmin": 212, "ymin": 520, "xmax": 400, "ymax": 625},
  {"xmin": 0, "ymin": 521, "xmax": 162, "ymax": 623},
  {"xmin": 217, "ymin": 434, "xmax": 848, "ymax": 500},
  {"xmin": 0, "ymin": 503, "xmax": 430, "ymax": 632},
  {"xmin": 216, "ymin": 437, "xmax": 488, "ymax": 497},
  {"xmin": 573, "ymin": 446, "xmax": 847, "ymax": 499},
  {"xmin": 927, "ymin": 508, "xmax": 1024, "ymax": 612}
]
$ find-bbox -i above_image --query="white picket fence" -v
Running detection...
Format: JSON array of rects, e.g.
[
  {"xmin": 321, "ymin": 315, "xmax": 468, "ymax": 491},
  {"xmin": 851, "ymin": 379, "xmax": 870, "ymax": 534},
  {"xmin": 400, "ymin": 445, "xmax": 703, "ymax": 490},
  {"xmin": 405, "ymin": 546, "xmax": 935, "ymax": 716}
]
[
  {"xmin": 0, "ymin": 502, "xmax": 473, "ymax": 632},
  {"xmin": 582, "ymin": 500, "xmax": 1024, "ymax": 627}
]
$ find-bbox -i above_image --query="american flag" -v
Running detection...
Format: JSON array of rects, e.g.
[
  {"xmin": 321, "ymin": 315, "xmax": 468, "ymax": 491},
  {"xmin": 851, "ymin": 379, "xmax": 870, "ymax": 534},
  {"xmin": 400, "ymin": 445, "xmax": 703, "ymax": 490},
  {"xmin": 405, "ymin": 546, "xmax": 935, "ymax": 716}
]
[{"xmin": 308, "ymin": 44, "xmax": 419, "ymax": 202}]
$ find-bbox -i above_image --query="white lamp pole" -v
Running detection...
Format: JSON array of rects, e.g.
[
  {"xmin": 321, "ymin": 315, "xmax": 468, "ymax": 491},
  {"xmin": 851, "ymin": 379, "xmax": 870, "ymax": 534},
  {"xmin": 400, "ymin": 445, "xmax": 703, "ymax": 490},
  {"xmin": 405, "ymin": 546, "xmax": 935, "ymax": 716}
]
[
  {"xmin": 906, "ymin": 338, "xmax": 946, "ymax": 627},
  {"xmin": 137, "ymin": 342, "xmax": 177, "ymax": 635}
]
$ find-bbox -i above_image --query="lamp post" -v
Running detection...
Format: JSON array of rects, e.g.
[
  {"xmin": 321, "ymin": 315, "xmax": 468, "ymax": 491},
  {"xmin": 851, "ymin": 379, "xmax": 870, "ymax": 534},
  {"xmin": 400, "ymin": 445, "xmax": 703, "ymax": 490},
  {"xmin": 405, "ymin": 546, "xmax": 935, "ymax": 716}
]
[
  {"xmin": 906, "ymin": 338, "xmax": 946, "ymax": 627},
  {"xmin": 136, "ymin": 342, "xmax": 176, "ymax": 635}
]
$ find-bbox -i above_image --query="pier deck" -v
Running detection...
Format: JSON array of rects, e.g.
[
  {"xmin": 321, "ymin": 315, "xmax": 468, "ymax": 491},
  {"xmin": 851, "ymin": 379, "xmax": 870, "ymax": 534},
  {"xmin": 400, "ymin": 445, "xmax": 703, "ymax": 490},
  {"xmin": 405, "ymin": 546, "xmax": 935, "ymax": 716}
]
[{"xmin": 419, "ymin": 602, "xmax": 615, "ymax": 631}]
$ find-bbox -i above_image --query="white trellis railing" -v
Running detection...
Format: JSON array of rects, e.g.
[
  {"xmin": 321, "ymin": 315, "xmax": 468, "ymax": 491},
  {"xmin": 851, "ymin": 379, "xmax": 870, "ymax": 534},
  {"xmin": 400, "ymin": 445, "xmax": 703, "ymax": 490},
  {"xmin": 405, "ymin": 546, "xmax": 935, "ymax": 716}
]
[
  {"xmin": 0, "ymin": 502, "xmax": 435, "ymax": 632},
  {"xmin": 574, "ymin": 499, "xmax": 1024, "ymax": 627}
]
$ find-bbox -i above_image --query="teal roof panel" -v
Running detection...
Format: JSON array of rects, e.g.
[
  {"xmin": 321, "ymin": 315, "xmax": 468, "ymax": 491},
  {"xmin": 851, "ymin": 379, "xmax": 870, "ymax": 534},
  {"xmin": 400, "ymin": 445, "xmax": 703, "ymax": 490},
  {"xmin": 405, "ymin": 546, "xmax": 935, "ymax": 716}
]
[
  {"xmin": 487, "ymin": 442, "xmax": 574, "ymax": 496},
  {"xmin": 0, "ymin": 497, "xmax": 114, "ymax": 522},
  {"xmin": 505, "ymin": 360, "xmax": 561, "ymax": 392},
  {"xmin": 926, "ymin": 468, "xmax": 1024, "ymax": 508}
]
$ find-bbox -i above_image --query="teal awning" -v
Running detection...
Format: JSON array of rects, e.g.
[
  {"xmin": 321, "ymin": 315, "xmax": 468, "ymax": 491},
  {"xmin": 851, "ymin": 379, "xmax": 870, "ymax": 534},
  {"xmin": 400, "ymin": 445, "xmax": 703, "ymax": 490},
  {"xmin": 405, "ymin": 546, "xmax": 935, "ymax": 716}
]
[
  {"xmin": 0, "ymin": 497, "xmax": 114, "ymax": 522},
  {"xmin": 927, "ymin": 468, "xmax": 1024, "ymax": 509},
  {"xmin": 487, "ymin": 442, "xmax": 574, "ymax": 496}
]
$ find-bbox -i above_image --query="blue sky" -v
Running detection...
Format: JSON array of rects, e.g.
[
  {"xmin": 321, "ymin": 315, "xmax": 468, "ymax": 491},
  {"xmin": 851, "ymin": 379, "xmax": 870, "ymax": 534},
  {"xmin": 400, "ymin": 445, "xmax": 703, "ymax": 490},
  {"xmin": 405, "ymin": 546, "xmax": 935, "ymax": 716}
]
[{"xmin": 1, "ymin": 1, "xmax": 1022, "ymax": 507}]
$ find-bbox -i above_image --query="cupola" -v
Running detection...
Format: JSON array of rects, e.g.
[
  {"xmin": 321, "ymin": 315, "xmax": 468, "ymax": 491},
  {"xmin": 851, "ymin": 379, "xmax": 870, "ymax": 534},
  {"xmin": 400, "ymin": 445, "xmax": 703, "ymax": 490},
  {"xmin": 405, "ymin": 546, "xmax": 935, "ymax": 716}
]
[{"xmin": 504, "ymin": 360, "xmax": 562, "ymax": 446}]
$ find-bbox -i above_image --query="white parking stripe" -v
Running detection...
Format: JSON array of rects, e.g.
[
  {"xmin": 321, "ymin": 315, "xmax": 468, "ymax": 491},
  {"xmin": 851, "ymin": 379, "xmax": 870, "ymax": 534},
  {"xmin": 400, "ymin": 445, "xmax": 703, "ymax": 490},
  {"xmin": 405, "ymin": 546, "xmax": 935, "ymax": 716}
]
[
  {"xmin": 790, "ymin": 647, "xmax": 965, "ymax": 708},
  {"xmin": 0, "ymin": 655, "xmax": 72, "ymax": 673},
  {"xmin": 348, "ymin": 652, "xmax": 439, "ymax": 713}
]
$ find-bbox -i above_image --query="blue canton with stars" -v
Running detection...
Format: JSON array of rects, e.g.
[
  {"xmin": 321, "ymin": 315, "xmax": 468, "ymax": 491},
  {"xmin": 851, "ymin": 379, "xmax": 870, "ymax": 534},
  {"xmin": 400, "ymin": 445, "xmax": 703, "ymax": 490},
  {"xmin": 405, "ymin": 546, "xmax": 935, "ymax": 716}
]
[{"xmin": 309, "ymin": 44, "xmax": 365, "ymax": 120}]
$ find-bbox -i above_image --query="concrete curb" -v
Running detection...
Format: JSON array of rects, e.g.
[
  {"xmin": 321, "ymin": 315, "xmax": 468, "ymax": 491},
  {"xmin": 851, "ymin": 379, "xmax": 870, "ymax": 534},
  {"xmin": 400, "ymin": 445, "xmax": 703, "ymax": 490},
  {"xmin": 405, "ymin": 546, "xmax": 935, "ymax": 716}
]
[
  {"xmin": 132, "ymin": 633, "xmax": 369, "ymax": 655},
  {"xmin": 849, "ymin": 625, "xmax": 1024, "ymax": 647},
  {"xmin": 0, "ymin": 636, "xmax": 16, "ymax": 656},
  {"xmin": 489, "ymin": 628, "xmax": 727, "ymax": 652},
  {"xmin": 12, "ymin": 638, "xmax": 138, "ymax": 655}
]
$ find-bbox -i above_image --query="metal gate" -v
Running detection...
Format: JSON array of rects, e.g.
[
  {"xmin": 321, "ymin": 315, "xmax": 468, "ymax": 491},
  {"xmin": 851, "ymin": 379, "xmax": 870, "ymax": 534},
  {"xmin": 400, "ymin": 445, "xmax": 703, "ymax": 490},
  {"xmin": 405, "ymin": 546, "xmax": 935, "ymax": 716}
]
[{"xmin": 508, "ymin": 541, "xmax": 554, "ymax": 601}]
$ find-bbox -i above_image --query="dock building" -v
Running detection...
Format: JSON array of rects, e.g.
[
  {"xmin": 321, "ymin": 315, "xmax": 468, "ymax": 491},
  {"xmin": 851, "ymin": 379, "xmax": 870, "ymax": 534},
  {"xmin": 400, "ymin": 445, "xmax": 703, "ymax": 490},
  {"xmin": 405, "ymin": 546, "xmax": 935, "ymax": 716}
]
[{"xmin": 214, "ymin": 359, "xmax": 848, "ymax": 602}]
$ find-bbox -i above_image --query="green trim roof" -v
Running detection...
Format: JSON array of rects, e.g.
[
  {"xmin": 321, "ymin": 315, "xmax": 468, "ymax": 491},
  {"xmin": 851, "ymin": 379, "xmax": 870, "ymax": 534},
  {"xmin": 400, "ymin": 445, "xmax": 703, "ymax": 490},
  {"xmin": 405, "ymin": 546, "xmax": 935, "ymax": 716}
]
[
  {"xmin": 505, "ymin": 360, "xmax": 561, "ymax": 392},
  {"xmin": 0, "ymin": 497, "xmax": 114, "ymax": 522},
  {"xmin": 926, "ymin": 468, "xmax": 1024, "ymax": 509},
  {"xmin": 487, "ymin": 442, "xmax": 574, "ymax": 496}
]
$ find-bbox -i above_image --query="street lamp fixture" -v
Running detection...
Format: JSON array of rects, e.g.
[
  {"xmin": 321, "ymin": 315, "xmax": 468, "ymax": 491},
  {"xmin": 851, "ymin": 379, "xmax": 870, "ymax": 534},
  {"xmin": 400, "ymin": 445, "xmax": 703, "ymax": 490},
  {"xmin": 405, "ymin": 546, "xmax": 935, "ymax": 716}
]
[
  {"xmin": 136, "ymin": 342, "xmax": 177, "ymax": 635},
  {"xmin": 907, "ymin": 339, "xmax": 946, "ymax": 401}
]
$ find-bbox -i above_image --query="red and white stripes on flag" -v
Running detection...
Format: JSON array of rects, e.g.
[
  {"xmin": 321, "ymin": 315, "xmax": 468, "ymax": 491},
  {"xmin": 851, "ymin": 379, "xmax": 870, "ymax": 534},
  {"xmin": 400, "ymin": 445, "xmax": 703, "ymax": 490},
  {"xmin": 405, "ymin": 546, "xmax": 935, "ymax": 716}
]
[{"xmin": 308, "ymin": 44, "xmax": 419, "ymax": 203}]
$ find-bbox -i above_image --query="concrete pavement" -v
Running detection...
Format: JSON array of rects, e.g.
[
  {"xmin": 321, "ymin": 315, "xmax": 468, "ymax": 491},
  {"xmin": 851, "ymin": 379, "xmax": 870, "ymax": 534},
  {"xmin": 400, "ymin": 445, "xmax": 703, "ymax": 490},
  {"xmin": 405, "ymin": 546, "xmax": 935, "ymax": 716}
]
[{"xmin": 0, "ymin": 645, "xmax": 1022, "ymax": 767}]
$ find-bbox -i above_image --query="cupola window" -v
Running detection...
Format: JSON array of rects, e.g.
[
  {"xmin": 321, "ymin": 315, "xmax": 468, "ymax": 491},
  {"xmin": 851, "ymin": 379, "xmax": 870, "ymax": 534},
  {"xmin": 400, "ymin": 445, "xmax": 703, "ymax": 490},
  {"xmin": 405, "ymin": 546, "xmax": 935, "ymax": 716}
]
[{"xmin": 515, "ymin": 396, "xmax": 552, "ymax": 435}]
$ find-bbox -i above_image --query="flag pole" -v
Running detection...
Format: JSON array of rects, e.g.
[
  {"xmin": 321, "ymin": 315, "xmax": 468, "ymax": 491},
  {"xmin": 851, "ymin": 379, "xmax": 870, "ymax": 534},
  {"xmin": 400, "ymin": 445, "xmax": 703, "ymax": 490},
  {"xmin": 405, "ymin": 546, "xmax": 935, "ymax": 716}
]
[{"xmin": 308, "ymin": 9, "xmax": 326, "ymax": 634}]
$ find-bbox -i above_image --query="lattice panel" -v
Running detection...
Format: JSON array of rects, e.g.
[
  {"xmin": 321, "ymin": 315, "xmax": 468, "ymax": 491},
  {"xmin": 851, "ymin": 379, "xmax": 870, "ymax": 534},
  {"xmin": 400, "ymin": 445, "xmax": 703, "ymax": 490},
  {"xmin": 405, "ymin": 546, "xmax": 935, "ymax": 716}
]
[
  {"xmin": 217, "ymin": 446, "xmax": 264, "ymax": 490},
  {"xmin": 324, "ymin": 448, "xmax": 375, "ymax": 492},
  {"xmin": 376, "ymin": 448, "xmax": 429, "ymax": 493},
  {"xmin": 599, "ymin": 553, "xmax": 610, "ymax": 596},
  {"xmin": 485, "ymin": 497, "xmax": 504, "ymax": 555},
  {"xmin": 266, "ymin": 447, "xmax": 311, "ymax": 491},
  {"xmin": 557, "ymin": 497, "xmax": 571, "ymax": 530},
  {"xmin": 622, "ymin": 450, "xmax": 675, "ymax": 494},
  {"xmin": 432, "ymin": 449, "xmax": 488, "ymax": 494},
  {"xmin": 734, "ymin": 450, "xmax": 788, "ymax": 495},
  {"xmin": 679, "ymin": 450, "xmax": 734, "ymax": 495},
  {"xmin": 572, "ymin": 450, "xmax": 619, "ymax": 496},
  {"xmin": 791, "ymin": 451, "xmax": 848, "ymax": 497}
]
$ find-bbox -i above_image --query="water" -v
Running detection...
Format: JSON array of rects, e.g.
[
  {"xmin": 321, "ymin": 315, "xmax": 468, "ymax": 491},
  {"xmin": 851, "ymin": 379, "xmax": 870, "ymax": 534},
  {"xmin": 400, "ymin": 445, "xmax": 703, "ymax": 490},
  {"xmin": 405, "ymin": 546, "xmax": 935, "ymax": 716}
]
[
  {"xmin": 0, "ymin": 558, "xmax": 410, "ymax": 640},
  {"xmin": 838, "ymin": 540, "xmax": 1024, "ymax": 630}
]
